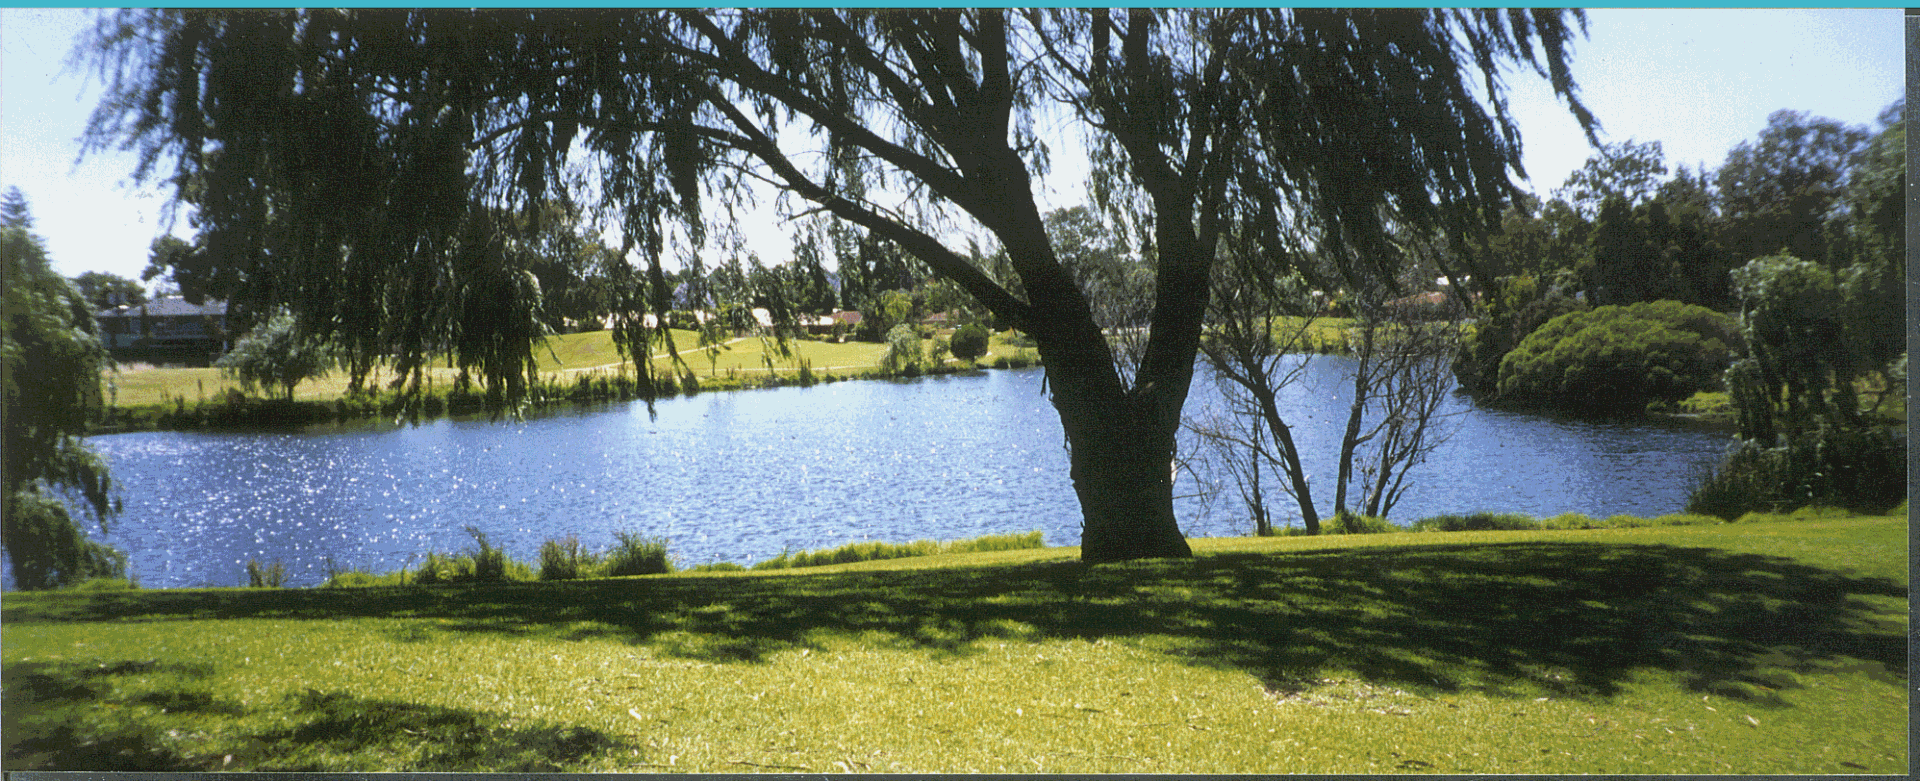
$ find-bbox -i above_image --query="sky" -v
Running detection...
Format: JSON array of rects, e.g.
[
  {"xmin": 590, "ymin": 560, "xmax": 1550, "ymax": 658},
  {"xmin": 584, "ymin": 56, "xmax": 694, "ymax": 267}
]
[{"xmin": 0, "ymin": 7, "xmax": 1906, "ymax": 288}]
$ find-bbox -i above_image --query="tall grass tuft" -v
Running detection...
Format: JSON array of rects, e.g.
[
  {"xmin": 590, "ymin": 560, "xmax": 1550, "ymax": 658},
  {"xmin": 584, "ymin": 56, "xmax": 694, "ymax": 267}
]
[
  {"xmin": 606, "ymin": 531, "xmax": 675, "ymax": 576},
  {"xmin": 463, "ymin": 526, "xmax": 509, "ymax": 582},
  {"xmin": 414, "ymin": 552, "xmax": 449, "ymax": 585},
  {"xmin": 1322, "ymin": 511, "xmax": 1397, "ymax": 535},
  {"xmin": 1411, "ymin": 513, "xmax": 1539, "ymax": 532},
  {"xmin": 751, "ymin": 531, "xmax": 1045, "ymax": 570},
  {"xmin": 245, "ymin": 558, "xmax": 287, "ymax": 587},
  {"xmin": 539, "ymin": 534, "xmax": 598, "ymax": 581}
]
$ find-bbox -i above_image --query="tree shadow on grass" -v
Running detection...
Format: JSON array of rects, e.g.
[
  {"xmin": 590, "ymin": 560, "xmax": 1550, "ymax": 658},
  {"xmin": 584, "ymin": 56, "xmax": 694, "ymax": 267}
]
[
  {"xmin": 246, "ymin": 689, "xmax": 639, "ymax": 771},
  {"xmin": 2, "ymin": 658, "xmax": 642, "ymax": 772},
  {"xmin": 8, "ymin": 540, "xmax": 1906, "ymax": 707}
]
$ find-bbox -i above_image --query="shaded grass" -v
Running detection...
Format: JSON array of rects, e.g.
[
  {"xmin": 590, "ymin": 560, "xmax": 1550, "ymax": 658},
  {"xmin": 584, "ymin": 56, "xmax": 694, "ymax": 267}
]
[{"xmin": 3, "ymin": 514, "xmax": 1905, "ymax": 773}]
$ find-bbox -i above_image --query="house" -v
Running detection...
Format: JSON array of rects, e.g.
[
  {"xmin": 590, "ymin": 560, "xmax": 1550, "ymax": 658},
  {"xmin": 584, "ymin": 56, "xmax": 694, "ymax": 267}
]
[{"xmin": 95, "ymin": 297, "xmax": 229, "ymax": 365}]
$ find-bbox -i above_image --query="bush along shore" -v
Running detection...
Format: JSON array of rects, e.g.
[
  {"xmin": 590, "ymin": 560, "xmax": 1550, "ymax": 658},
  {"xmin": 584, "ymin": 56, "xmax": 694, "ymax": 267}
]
[
  {"xmin": 53, "ymin": 505, "xmax": 1897, "ymax": 595},
  {"xmin": 255, "ymin": 530, "xmax": 1054, "ymax": 591}
]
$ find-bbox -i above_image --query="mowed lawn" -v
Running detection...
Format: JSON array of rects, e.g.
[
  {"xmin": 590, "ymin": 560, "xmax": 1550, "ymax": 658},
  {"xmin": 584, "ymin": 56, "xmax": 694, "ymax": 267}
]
[{"xmin": 2, "ymin": 513, "xmax": 1906, "ymax": 773}]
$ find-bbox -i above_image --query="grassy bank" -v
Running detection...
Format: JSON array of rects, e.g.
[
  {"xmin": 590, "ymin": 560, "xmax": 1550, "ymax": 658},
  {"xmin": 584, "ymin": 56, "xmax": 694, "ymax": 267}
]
[
  {"xmin": 97, "ymin": 329, "xmax": 1040, "ymax": 432},
  {"xmin": 3, "ymin": 511, "xmax": 1905, "ymax": 773}
]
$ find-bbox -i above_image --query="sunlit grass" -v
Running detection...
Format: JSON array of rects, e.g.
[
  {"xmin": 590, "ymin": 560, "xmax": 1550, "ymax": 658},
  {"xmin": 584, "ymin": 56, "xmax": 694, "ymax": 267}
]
[
  {"xmin": 103, "ymin": 327, "xmax": 1034, "ymax": 415},
  {"xmin": 4, "ymin": 511, "xmax": 1905, "ymax": 773}
]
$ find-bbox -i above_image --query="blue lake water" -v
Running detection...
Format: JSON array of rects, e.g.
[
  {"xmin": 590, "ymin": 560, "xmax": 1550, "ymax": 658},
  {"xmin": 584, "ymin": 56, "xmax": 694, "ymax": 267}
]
[{"xmin": 81, "ymin": 363, "xmax": 1733, "ymax": 588}]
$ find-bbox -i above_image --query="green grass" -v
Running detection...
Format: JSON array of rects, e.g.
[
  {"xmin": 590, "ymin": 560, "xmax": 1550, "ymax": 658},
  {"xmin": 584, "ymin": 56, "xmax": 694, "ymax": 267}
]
[
  {"xmin": 4, "ymin": 512, "xmax": 1905, "ymax": 773},
  {"xmin": 101, "ymin": 328, "xmax": 1034, "ymax": 426}
]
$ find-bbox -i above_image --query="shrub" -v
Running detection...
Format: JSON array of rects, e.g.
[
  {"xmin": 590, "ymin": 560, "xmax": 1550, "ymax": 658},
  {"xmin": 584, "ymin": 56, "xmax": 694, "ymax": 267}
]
[
  {"xmin": 1495, "ymin": 300, "xmax": 1739, "ymax": 414},
  {"xmin": 246, "ymin": 557, "xmax": 287, "ymax": 588},
  {"xmin": 539, "ymin": 534, "xmax": 594, "ymax": 581},
  {"xmin": 215, "ymin": 310, "xmax": 336, "ymax": 400},
  {"xmin": 414, "ymin": 552, "xmax": 449, "ymax": 585},
  {"xmin": 1410, "ymin": 512, "xmax": 1540, "ymax": 532},
  {"xmin": 1323, "ymin": 511, "xmax": 1397, "ymax": 535},
  {"xmin": 750, "ymin": 531, "xmax": 1046, "ymax": 570},
  {"xmin": 1687, "ymin": 427, "xmax": 1906, "ymax": 519},
  {"xmin": 1454, "ymin": 276, "xmax": 1587, "ymax": 396},
  {"xmin": 881, "ymin": 324, "xmax": 925, "ymax": 375},
  {"xmin": 461, "ymin": 526, "xmax": 509, "ymax": 582},
  {"xmin": 950, "ymin": 324, "xmax": 991, "ymax": 362},
  {"xmin": 606, "ymin": 531, "xmax": 675, "ymax": 576}
]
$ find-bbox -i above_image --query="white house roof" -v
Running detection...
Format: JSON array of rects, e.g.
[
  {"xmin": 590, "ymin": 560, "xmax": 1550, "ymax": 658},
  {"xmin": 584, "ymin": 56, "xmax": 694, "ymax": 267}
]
[{"xmin": 96, "ymin": 297, "xmax": 227, "ymax": 319}]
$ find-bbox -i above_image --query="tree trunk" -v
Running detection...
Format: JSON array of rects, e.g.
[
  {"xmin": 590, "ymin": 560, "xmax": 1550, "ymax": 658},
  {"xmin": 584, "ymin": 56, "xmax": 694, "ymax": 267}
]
[
  {"xmin": 1258, "ymin": 393, "xmax": 1321, "ymax": 535},
  {"xmin": 1050, "ymin": 375, "xmax": 1194, "ymax": 563}
]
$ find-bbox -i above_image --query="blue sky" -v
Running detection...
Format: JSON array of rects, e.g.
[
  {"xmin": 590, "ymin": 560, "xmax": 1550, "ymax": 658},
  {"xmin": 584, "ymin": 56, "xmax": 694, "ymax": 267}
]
[{"xmin": 1, "ymin": 8, "xmax": 1905, "ymax": 286}]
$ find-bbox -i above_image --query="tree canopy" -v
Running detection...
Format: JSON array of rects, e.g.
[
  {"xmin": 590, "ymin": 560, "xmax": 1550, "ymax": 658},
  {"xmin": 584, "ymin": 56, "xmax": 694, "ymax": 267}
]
[
  {"xmin": 2, "ymin": 188, "xmax": 126, "ymax": 589},
  {"xmin": 83, "ymin": 9, "xmax": 1594, "ymax": 561}
]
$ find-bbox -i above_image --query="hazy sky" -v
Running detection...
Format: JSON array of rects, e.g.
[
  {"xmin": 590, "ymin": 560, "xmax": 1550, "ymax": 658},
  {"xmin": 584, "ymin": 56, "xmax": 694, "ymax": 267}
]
[{"xmin": 1, "ymin": 8, "xmax": 1905, "ymax": 286}]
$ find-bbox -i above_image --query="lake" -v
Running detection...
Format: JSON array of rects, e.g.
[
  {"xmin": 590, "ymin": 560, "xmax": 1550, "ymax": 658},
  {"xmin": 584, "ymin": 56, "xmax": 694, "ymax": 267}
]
[{"xmin": 82, "ymin": 362, "xmax": 1733, "ymax": 588}]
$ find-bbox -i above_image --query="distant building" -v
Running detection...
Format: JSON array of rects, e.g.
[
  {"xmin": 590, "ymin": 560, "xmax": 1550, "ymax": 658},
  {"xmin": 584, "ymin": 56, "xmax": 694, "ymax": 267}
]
[{"xmin": 95, "ymin": 297, "xmax": 229, "ymax": 366}]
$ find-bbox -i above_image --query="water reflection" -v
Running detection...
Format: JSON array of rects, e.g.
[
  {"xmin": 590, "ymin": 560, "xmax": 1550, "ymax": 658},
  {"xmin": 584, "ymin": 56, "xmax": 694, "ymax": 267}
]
[{"xmin": 87, "ymin": 365, "xmax": 1730, "ymax": 588}]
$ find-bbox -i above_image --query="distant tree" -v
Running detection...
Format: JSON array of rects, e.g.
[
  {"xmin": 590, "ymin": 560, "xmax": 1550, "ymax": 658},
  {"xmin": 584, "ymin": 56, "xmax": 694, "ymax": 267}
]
[
  {"xmin": 880, "ymin": 323, "xmax": 925, "ymax": 375},
  {"xmin": 69, "ymin": 271, "xmax": 148, "ymax": 311},
  {"xmin": 1725, "ymin": 254, "xmax": 1852, "ymax": 443},
  {"xmin": 1692, "ymin": 247, "xmax": 1905, "ymax": 519},
  {"xmin": 1587, "ymin": 195, "xmax": 1666, "ymax": 306},
  {"xmin": 1832, "ymin": 102, "xmax": 1905, "ymax": 394},
  {"xmin": 1555, "ymin": 139, "xmax": 1669, "ymax": 219},
  {"xmin": 1045, "ymin": 206, "xmax": 1154, "ymax": 378},
  {"xmin": 1452, "ymin": 274, "xmax": 1587, "ymax": 397},
  {"xmin": 2, "ymin": 189, "xmax": 127, "ymax": 589},
  {"xmin": 215, "ymin": 311, "xmax": 336, "ymax": 400},
  {"xmin": 1715, "ymin": 110, "xmax": 1869, "ymax": 265}
]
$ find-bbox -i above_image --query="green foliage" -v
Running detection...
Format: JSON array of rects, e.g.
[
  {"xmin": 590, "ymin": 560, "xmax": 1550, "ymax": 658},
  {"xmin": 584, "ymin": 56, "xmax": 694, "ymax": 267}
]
[
  {"xmin": 605, "ymin": 532, "xmax": 675, "ymax": 577},
  {"xmin": 1411, "ymin": 512, "xmax": 1540, "ymax": 532},
  {"xmin": 1713, "ymin": 110, "xmax": 1869, "ymax": 264},
  {"xmin": 538, "ymin": 534, "xmax": 597, "ymax": 581},
  {"xmin": 750, "ymin": 531, "xmax": 1046, "ymax": 570},
  {"xmin": 68, "ymin": 270, "xmax": 148, "ymax": 311},
  {"xmin": 1726, "ymin": 253, "xmax": 1867, "ymax": 442},
  {"xmin": 1453, "ymin": 275, "xmax": 1586, "ymax": 397},
  {"xmin": 949, "ymin": 323, "xmax": 990, "ymax": 362},
  {"xmin": 1495, "ymin": 301, "xmax": 1739, "ymax": 414},
  {"xmin": 880, "ymin": 324, "xmax": 924, "ymax": 375},
  {"xmin": 1320, "ymin": 511, "xmax": 1397, "ymax": 535},
  {"xmin": 217, "ymin": 311, "xmax": 336, "ymax": 400},
  {"xmin": 1686, "ymin": 427, "xmax": 1906, "ymax": 520},
  {"xmin": 462, "ymin": 527, "xmax": 509, "ymax": 583},
  {"xmin": 246, "ymin": 558, "xmax": 287, "ymax": 588},
  {"xmin": 413, "ymin": 552, "xmax": 450, "ymax": 585},
  {"xmin": 2, "ymin": 188, "xmax": 126, "ymax": 590}
]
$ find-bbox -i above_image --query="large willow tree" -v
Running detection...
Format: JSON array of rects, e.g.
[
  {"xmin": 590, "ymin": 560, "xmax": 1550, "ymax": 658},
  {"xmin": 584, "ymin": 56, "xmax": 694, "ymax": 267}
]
[{"xmin": 84, "ymin": 9, "xmax": 1593, "ymax": 562}]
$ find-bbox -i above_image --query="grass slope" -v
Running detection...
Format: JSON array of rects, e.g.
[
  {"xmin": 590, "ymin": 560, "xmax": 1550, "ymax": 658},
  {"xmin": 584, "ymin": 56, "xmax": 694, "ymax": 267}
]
[{"xmin": 3, "ymin": 514, "xmax": 1906, "ymax": 773}]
